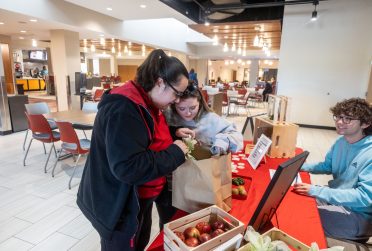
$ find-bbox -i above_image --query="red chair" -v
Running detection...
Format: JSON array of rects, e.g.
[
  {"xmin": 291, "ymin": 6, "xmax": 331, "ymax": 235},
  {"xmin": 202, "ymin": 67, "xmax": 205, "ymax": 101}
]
[
  {"xmin": 200, "ymin": 89, "xmax": 209, "ymax": 103},
  {"xmin": 23, "ymin": 113, "xmax": 60, "ymax": 173},
  {"xmin": 52, "ymin": 121, "xmax": 90, "ymax": 189},
  {"xmin": 93, "ymin": 88, "xmax": 104, "ymax": 102}
]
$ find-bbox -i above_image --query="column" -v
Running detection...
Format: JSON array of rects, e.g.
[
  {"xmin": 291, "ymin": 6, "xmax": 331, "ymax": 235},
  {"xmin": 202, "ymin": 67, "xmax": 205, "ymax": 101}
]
[
  {"xmin": 110, "ymin": 55, "xmax": 118, "ymax": 76},
  {"xmin": 50, "ymin": 30, "xmax": 81, "ymax": 111},
  {"xmin": 249, "ymin": 59, "xmax": 259, "ymax": 87}
]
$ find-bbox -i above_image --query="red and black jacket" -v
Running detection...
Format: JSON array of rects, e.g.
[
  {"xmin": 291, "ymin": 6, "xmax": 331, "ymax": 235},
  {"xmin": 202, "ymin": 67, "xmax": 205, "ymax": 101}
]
[
  {"xmin": 77, "ymin": 81, "xmax": 185, "ymax": 240},
  {"xmin": 111, "ymin": 81, "xmax": 173, "ymax": 198}
]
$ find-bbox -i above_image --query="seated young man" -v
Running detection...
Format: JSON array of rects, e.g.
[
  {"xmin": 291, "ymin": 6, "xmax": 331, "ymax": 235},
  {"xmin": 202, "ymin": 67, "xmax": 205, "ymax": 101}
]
[{"xmin": 294, "ymin": 98, "xmax": 372, "ymax": 241}]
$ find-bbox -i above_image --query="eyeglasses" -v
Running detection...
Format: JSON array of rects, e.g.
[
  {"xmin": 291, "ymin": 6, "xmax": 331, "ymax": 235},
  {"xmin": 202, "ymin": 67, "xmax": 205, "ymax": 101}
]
[
  {"xmin": 165, "ymin": 82, "xmax": 184, "ymax": 97},
  {"xmin": 333, "ymin": 115, "xmax": 357, "ymax": 124}
]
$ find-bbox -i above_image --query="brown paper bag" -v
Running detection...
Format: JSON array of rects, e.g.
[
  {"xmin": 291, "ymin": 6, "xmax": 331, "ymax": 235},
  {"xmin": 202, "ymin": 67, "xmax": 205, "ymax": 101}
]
[{"xmin": 172, "ymin": 153, "xmax": 232, "ymax": 213}]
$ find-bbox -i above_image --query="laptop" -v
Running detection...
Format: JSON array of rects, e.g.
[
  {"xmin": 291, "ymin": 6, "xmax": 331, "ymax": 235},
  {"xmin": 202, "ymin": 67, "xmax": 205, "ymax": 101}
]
[{"xmin": 248, "ymin": 151, "xmax": 310, "ymax": 232}]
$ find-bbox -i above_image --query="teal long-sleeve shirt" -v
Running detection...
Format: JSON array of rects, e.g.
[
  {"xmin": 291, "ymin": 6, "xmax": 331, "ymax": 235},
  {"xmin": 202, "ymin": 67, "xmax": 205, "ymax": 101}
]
[{"xmin": 301, "ymin": 135, "xmax": 372, "ymax": 219}]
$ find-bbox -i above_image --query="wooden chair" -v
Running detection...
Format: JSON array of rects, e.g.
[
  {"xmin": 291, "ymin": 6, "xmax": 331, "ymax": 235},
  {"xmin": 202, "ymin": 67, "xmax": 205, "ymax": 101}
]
[
  {"xmin": 52, "ymin": 121, "xmax": 90, "ymax": 189},
  {"xmin": 23, "ymin": 113, "xmax": 60, "ymax": 173}
]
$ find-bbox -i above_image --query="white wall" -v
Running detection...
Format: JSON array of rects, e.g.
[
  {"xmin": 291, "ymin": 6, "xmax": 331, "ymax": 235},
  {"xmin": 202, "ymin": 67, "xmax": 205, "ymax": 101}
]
[{"xmin": 278, "ymin": 0, "xmax": 372, "ymax": 126}]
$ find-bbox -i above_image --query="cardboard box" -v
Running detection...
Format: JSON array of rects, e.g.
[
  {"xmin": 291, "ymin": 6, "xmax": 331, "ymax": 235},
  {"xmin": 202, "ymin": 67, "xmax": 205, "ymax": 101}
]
[
  {"xmin": 164, "ymin": 205, "xmax": 245, "ymax": 251},
  {"xmin": 238, "ymin": 228, "xmax": 310, "ymax": 251}
]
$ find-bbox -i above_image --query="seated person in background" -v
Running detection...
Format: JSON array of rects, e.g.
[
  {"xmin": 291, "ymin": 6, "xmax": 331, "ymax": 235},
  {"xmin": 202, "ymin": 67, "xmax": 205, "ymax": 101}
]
[
  {"xmin": 294, "ymin": 98, "xmax": 372, "ymax": 241},
  {"xmin": 262, "ymin": 81, "xmax": 273, "ymax": 102},
  {"xmin": 165, "ymin": 82, "xmax": 243, "ymax": 156}
]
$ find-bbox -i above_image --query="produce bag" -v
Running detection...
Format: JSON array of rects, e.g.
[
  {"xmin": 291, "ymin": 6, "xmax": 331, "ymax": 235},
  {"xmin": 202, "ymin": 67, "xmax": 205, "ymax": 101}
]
[{"xmin": 172, "ymin": 153, "xmax": 232, "ymax": 213}]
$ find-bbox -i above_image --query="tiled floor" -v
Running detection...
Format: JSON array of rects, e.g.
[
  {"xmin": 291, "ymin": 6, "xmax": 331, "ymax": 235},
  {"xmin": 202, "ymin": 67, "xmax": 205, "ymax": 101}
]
[{"xmin": 0, "ymin": 104, "xmax": 339, "ymax": 250}]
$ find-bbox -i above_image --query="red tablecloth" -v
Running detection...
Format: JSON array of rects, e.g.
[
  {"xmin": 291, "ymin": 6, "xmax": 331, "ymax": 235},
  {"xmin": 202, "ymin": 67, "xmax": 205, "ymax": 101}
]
[{"xmin": 147, "ymin": 146, "xmax": 327, "ymax": 250}]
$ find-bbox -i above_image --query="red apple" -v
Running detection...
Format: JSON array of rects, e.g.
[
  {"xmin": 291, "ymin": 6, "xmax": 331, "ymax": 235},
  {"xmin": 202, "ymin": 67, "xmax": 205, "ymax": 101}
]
[
  {"xmin": 173, "ymin": 231, "xmax": 185, "ymax": 242},
  {"xmin": 185, "ymin": 237, "xmax": 199, "ymax": 247},
  {"xmin": 195, "ymin": 221, "xmax": 212, "ymax": 234},
  {"xmin": 184, "ymin": 227, "xmax": 200, "ymax": 239},
  {"xmin": 212, "ymin": 220, "xmax": 225, "ymax": 230},
  {"xmin": 198, "ymin": 233, "xmax": 212, "ymax": 243},
  {"xmin": 211, "ymin": 228, "xmax": 225, "ymax": 238}
]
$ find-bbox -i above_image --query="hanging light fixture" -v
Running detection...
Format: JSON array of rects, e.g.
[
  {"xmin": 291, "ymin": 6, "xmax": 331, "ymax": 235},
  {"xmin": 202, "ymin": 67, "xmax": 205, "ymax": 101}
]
[
  {"xmin": 311, "ymin": 0, "xmax": 318, "ymax": 21},
  {"xmin": 223, "ymin": 43, "xmax": 228, "ymax": 52},
  {"xmin": 231, "ymin": 43, "xmax": 236, "ymax": 52},
  {"xmin": 253, "ymin": 35, "xmax": 259, "ymax": 46},
  {"xmin": 31, "ymin": 39, "xmax": 37, "ymax": 47},
  {"xmin": 212, "ymin": 34, "xmax": 218, "ymax": 46}
]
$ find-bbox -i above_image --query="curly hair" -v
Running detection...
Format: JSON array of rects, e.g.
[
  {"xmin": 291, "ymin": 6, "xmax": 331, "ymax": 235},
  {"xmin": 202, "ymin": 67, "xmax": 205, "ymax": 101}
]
[{"xmin": 330, "ymin": 98, "xmax": 372, "ymax": 135}]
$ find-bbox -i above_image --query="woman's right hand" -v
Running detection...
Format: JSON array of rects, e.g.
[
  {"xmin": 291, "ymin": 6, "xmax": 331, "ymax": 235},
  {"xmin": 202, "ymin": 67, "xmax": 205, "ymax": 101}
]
[
  {"xmin": 173, "ymin": 140, "xmax": 188, "ymax": 155},
  {"xmin": 176, "ymin": 128, "xmax": 195, "ymax": 138}
]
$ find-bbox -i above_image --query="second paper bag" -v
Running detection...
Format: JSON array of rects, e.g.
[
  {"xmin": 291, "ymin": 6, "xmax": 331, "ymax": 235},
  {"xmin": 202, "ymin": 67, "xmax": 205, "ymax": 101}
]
[{"xmin": 172, "ymin": 153, "xmax": 232, "ymax": 213}]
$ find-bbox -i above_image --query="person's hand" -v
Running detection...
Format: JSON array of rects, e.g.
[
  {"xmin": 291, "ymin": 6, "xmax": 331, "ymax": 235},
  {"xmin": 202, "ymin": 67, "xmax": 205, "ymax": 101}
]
[
  {"xmin": 293, "ymin": 183, "xmax": 312, "ymax": 195},
  {"xmin": 176, "ymin": 128, "xmax": 195, "ymax": 139},
  {"xmin": 173, "ymin": 140, "xmax": 188, "ymax": 155}
]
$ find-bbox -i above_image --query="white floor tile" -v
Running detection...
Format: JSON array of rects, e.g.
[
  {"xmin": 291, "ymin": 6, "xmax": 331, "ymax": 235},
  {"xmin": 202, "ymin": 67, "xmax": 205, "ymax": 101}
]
[
  {"xmin": 16, "ymin": 193, "xmax": 75, "ymax": 223},
  {"xmin": 0, "ymin": 217, "xmax": 32, "ymax": 243},
  {"xmin": 15, "ymin": 206, "xmax": 80, "ymax": 245},
  {"xmin": 0, "ymin": 237, "xmax": 34, "ymax": 251},
  {"xmin": 29, "ymin": 232, "xmax": 78, "ymax": 251},
  {"xmin": 58, "ymin": 214, "xmax": 93, "ymax": 240},
  {"xmin": 68, "ymin": 229, "xmax": 100, "ymax": 251}
]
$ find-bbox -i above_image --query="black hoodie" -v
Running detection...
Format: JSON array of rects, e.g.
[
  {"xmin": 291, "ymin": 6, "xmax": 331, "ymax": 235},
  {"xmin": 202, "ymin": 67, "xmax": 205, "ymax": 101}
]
[{"xmin": 76, "ymin": 90, "xmax": 185, "ymax": 240}]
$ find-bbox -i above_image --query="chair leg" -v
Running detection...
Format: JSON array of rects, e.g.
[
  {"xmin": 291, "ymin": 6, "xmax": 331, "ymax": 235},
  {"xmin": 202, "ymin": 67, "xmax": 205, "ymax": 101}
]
[
  {"xmin": 23, "ymin": 130, "xmax": 29, "ymax": 151},
  {"xmin": 53, "ymin": 144, "xmax": 57, "ymax": 158},
  {"xmin": 23, "ymin": 138, "xmax": 33, "ymax": 166},
  {"xmin": 52, "ymin": 148, "xmax": 64, "ymax": 177},
  {"xmin": 82, "ymin": 130, "xmax": 87, "ymax": 139},
  {"xmin": 69, "ymin": 154, "xmax": 81, "ymax": 189},
  {"xmin": 44, "ymin": 144, "xmax": 54, "ymax": 173},
  {"xmin": 42, "ymin": 143, "xmax": 46, "ymax": 154}
]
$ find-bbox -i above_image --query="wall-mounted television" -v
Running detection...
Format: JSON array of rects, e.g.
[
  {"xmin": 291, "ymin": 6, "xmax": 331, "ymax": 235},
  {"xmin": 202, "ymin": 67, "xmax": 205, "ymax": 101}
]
[{"xmin": 29, "ymin": 50, "xmax": 47, "ymax": 60}]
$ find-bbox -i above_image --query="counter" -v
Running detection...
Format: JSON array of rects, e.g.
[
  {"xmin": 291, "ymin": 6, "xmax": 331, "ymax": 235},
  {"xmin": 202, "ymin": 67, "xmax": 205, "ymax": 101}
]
[{"xmin": 16, "ymin": 78, "xmax": 46, "ymax": 91}]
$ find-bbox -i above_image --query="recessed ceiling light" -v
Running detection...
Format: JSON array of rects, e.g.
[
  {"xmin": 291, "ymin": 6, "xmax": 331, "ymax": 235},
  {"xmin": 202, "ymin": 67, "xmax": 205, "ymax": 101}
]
[
  {"xmin": 140, "ymin": 4, "xmax": 146, "ymax": 8},
  {"xmin": 106, "ymin": 7, "xmax": 112, "ymax": 11},
  {"xmin": 19, "ymin": 36, "xmax": 24, "ymax": 39},
  {"xmin": 30, "ymin": 19, "xmax": 38, "ymax": 22},
  {"xmin": 20, "ymin": 30, "xmax": 27, "ymax": 33},
  {"xmin": 0, "ymin": 22, "xmax": 4, "ymax": 25}
]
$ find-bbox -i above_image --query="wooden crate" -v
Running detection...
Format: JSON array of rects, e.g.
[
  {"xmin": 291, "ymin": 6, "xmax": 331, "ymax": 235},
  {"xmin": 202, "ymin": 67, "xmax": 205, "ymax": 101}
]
[
  {"xmin": 253, "ymin": 117, "xmax": 298, "ymax": 158},
  {"xmin": 164, "ymin": 205, "xmax": 245, "ymax": 251},
  {"xmin": 238, "ymin": 227, "xmax": 310, "ymax": 251}
]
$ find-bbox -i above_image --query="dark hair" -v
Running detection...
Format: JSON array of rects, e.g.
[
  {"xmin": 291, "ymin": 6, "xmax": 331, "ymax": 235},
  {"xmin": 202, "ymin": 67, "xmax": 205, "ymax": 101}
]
[
  {"xmin": 171, "ymin": 80, "xmax": 212, "ymax": 121},
  {"xmin": 330, "ymin": 98, "xmax": 372, "ymax": 135},
  {"xmin": 135, "ymin": 49, "xmax": 189, "ymax": 92}
]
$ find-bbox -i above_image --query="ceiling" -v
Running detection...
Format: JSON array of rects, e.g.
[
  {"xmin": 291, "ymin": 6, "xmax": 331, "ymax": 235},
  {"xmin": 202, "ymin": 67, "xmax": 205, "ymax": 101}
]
[
  {"xmin": 0, "ymin": 0, "xmax": 322, "ymax": 60},
  {"xmin": 189, "ymin": 20, "xmax": 281, "ymax": 52}
]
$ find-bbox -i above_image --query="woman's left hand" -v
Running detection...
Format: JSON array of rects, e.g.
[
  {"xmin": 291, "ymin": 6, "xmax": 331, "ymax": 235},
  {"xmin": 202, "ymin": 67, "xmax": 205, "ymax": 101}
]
[{"xmin": 176, "ymin": 128, "xmax": 195, "ymax": 138}]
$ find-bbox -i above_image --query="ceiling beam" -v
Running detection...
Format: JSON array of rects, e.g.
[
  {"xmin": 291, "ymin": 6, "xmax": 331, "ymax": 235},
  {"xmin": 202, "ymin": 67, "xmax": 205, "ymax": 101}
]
[{"xmin": 205, "ymin": 0, "xmax": 324, "ymax": 12}]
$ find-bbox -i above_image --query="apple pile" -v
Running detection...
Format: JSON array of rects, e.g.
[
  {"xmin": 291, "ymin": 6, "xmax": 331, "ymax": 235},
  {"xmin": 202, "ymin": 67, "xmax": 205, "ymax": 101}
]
[{"xmin": 173, "ymin": 220, "xmax": 228, "ymax": 247}]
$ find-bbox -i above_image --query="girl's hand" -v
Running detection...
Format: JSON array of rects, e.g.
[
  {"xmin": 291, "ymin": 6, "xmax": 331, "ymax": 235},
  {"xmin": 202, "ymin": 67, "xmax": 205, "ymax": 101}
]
[{"xmin": 176, "ymin": 128, "xmax": 195, "ymax": 139}]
